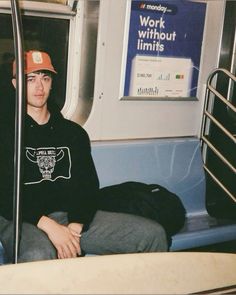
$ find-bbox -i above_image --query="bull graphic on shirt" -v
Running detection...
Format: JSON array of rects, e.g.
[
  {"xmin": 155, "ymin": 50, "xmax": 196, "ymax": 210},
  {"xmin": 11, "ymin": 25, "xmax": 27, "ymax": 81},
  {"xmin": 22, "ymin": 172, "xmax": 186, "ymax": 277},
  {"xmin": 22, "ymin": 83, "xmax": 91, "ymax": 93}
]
[{"xmin": 25, "ymin": 147, "xmax": 71, "ymax": 184}]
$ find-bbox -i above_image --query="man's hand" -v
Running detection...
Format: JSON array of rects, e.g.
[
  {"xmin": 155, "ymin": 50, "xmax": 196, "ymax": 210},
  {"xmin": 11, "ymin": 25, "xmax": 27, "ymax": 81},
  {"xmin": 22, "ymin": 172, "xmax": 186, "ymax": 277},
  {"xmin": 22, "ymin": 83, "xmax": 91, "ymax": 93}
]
[
  {"xmin": 68, "ymin": 222, "xmax": 83, "ymax": 236},
  {"xmin": 37, "ymin": 216, "xmax": 81, "ymax": 259}
]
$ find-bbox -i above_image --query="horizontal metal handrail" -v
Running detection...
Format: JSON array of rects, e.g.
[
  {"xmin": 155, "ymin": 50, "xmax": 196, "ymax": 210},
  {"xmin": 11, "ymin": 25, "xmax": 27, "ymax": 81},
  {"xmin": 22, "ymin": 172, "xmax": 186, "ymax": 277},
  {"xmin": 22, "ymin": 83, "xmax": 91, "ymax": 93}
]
[
  {"xmin": 201, "ymin": 136, "xmax": 236, "ymax": 174},
  {"xmin": 204, "ymin": 111, "xmax": 236, "ymax": 144},
  {"xmin": 207, "ymin": 84, "xmax": 236, "ymax": 113},
  {"xmin": 201, "ymin": 68, "xmax": 236, "ymax": 202},
  {"xmin": 0, "ymin": 0, "xmax": 76, "ymax": 17},
  {"xmin": 203, "ymin": 165, "xmax": 236, "ymax": 202},
  {"xmin": 207, "ymin": 68, "xmax": 236, "ymax": 113},
  {"xmin": 207, "ymin": 67, "xmax": 236, "ymax": 85}
]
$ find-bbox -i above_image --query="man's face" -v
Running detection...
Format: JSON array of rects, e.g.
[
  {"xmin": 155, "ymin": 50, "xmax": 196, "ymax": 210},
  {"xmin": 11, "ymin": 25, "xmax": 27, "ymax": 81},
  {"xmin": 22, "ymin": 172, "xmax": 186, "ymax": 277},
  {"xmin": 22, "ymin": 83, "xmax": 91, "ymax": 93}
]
[{"xmin": 26, "ymin": 72, "xmax": 52, "ymax": 111}]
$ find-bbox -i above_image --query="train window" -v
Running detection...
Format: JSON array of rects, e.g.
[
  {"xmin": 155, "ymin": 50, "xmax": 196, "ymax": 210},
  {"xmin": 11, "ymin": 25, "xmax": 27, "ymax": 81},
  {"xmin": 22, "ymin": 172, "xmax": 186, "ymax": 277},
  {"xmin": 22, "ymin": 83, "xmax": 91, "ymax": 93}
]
[
  {"xmin": 0, "ymin": 0, "xmax": 100, "ymax": 124},
  {"xmin": 0, "ymin": 9, "xmax": 69, "ymax": 110}
]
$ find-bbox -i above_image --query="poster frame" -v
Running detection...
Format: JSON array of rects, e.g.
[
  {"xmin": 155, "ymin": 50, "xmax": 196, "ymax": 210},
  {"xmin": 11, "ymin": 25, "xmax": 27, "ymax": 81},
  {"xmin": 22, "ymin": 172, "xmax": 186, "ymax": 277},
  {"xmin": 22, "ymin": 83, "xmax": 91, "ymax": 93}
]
[{"xmin": 119, "ymin": 0, "xmax": 207, "ymax": 102}]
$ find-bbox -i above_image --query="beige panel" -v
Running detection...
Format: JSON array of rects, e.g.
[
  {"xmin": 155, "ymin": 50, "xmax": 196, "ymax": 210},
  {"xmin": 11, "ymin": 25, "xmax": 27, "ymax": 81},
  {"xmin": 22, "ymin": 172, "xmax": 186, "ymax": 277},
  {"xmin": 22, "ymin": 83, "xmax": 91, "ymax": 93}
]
[{"xmin": 0, "ymin": 252, "xmax": 235, "ymax": 294}]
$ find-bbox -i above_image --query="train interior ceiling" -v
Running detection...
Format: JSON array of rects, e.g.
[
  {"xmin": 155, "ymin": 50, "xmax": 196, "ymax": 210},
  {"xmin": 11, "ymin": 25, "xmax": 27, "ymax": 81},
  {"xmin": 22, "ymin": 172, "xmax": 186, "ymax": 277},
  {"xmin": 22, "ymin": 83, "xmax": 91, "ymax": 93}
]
[{"xmin": 0, "ymin": 0, "xmax": 235, "ymax": 258}]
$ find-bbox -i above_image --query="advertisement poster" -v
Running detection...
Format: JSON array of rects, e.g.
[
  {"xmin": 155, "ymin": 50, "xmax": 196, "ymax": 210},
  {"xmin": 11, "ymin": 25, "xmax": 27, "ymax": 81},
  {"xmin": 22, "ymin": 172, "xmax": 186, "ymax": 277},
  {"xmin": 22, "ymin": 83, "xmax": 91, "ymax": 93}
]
[{"xmin": 123, "ymin": 0, "xmax": 206, "ymax": 98}]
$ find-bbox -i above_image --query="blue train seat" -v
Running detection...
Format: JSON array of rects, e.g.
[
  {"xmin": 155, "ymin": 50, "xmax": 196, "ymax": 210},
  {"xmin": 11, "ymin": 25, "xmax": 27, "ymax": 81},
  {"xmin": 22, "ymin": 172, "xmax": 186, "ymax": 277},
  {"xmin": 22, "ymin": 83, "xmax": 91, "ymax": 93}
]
[{"xmin": 91, "ymin": 137, "xmax": 236, "ymax": 251}]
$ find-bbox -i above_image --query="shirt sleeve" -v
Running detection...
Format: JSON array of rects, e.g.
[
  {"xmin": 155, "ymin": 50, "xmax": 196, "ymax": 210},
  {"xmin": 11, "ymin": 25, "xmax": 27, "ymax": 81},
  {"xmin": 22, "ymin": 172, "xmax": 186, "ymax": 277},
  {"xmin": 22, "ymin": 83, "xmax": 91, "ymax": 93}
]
[{"xmin": 66, "ymin": 127, "xmax": 100, "ymax": 226}]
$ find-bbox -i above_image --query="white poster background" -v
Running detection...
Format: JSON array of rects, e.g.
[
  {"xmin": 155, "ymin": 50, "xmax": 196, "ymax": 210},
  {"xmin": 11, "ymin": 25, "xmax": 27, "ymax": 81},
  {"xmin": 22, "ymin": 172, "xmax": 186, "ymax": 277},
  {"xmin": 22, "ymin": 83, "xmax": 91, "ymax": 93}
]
[{"xmin": 129, "ymin": 55, "xmax": 193, "ymax": 97}]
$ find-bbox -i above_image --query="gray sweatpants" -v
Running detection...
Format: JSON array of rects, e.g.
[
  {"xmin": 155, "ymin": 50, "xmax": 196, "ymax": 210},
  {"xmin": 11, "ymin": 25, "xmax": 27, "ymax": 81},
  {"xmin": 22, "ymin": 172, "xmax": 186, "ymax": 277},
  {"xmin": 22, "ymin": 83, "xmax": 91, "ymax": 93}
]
[{"xmin": 0, "ymin": 211, "xmax": 168, "ymax": 263}]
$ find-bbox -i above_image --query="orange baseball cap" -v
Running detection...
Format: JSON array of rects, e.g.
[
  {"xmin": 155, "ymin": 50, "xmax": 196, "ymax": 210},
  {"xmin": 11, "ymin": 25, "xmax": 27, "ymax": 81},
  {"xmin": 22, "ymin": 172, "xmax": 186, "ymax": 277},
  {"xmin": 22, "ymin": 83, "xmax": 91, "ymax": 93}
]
[{"xmin": 13, "ymin": 50, "xmax": 57, "ymax": 76}]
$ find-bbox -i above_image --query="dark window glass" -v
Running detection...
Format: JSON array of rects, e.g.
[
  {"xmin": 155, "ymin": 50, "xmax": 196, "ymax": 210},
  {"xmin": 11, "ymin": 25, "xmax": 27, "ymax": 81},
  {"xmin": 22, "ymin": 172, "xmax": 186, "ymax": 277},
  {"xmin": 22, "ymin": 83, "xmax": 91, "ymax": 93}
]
[{"xmin": 0, "ymin": 14, "xmax": 69, "ymax": 110}]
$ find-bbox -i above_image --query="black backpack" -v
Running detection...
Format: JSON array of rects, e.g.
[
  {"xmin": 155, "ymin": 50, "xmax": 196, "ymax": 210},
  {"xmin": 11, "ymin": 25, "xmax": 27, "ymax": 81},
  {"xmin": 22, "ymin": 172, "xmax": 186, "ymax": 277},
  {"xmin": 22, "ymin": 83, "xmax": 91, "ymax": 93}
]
[{"xmin": 97, "ymin": 181, "xmax": 186, "ymax": 246}]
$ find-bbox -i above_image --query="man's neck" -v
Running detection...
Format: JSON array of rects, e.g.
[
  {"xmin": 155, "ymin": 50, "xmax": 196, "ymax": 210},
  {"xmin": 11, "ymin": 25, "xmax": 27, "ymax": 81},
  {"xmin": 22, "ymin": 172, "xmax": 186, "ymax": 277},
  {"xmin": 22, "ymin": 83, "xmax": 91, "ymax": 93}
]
[{"xmin": 27, "ymin": 106, "xmax": 50, "ymax": 125}]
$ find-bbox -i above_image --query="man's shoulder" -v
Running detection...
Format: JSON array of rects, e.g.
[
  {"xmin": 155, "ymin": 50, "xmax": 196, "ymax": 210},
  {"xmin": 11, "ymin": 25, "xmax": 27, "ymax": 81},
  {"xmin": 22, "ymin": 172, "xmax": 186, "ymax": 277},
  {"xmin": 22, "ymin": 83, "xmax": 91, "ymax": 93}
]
[
  {"xmin": 58, "ymin": 117, "xmax": 89, "ymax": 140},
  {"xmin": 60, "ymin": 117, "xmax": 84, "ymax": 130}
]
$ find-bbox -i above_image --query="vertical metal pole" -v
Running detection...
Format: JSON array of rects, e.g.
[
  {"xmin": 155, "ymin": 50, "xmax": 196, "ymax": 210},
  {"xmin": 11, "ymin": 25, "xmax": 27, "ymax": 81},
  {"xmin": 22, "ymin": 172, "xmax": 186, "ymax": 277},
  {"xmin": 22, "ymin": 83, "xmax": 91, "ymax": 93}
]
[{"xmin": 10, "ymin": 0, "xmax": 25, "ymax": 264}]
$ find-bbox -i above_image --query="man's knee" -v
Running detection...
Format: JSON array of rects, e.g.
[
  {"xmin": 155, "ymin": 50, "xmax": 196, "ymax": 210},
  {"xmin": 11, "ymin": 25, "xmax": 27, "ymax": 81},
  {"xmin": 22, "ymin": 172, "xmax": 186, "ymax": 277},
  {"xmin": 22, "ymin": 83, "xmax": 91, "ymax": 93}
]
[
  {"xmin": 19, "ymin": 223, "xmax": 57, "ymax": 263},
  {"xmin": 19, "ymin": 244, "xmax": 57, "ymax": 263},
  {"xmin": 132, "ymin": 218, "xmax": 168, "ymax": 252},
  {"xmin": 123, "ymin": 214, "xmax": 168, "ymax": 252},
  {"xmin": 81, "ymin": 212, "xmax": 168, "ymax": 254}
]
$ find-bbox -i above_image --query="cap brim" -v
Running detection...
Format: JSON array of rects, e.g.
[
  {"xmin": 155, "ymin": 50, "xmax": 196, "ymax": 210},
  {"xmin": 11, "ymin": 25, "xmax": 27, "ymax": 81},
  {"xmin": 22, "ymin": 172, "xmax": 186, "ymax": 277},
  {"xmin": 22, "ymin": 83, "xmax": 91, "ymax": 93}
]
[{"xmin": 26, "ymin": 67, "xmax": 57, "ymax": 74}]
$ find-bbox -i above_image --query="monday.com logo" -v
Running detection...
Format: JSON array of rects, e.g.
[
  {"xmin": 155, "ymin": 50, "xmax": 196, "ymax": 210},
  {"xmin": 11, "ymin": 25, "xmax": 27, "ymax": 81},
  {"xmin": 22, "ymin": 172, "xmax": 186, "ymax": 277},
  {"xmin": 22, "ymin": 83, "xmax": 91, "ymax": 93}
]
[{"xmin": 137, "ymin": 1, "xmax": 177, "ymax": 15}]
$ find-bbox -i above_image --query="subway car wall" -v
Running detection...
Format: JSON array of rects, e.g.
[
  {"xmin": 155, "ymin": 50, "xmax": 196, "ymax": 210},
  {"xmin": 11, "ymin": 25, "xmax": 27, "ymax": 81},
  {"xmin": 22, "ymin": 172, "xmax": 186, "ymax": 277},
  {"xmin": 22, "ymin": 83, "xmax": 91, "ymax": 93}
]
[{"xmin": 0, "ymin": 0, "xmax": 235, "ymax": 256}]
